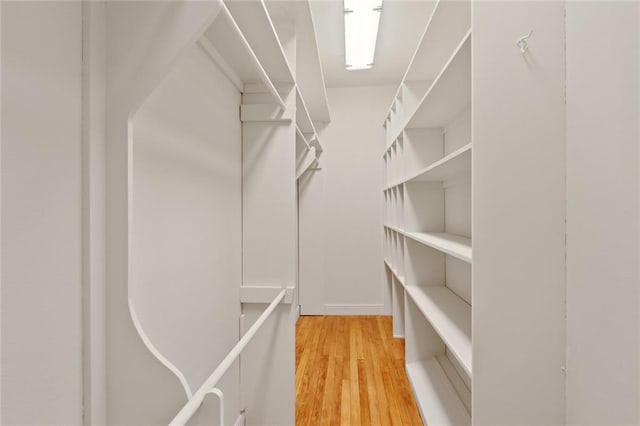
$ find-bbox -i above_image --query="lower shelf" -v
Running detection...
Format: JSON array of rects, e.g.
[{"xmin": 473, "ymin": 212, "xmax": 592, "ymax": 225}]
[{"xmin": 406, "ymin": 357, "xmax": 471, "ymax": 426}]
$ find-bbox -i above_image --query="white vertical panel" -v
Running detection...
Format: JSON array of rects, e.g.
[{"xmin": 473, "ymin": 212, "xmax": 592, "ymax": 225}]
[
  {"xmin": 299, "ymin": 170, "xmax": 326, "ymax": 315},
  {"xmin": 472, "ymin": 2, "xmax": 566, "ymax": 424},
  {"xmin": 566, "ymin": 3, "xmax": 640, "ymax": 423},
  {"xmin": 131, "ymin": 44, "xmax": 241, "ymax": 425},
  {"xmin": 242, "ymin": 123, "xmax": 296, "ymax": 285},
  {"xmin": 1, "ymin": 2, "xmax": 83, "ymax": 423},
  {"xmin": 241, "ymin": 118, "xmax": 296, "ymax": 425}
]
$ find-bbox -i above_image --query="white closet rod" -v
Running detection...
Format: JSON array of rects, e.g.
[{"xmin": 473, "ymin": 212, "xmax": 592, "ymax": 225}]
[
  {"xmin": 168, "ymin": 288, "xmax": 287, "ymax": 426},
  {"xmin": 220, "ymin": 4, "xmax": 286, "ymax": 111}
]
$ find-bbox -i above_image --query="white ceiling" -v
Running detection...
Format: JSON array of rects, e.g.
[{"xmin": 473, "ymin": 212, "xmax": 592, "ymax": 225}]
[{"xmin": 311, "ymin": 0, "xmax": 436, "ymax": 88}]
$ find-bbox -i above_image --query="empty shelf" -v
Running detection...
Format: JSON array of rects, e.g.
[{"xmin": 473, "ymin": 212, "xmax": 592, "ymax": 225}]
[
  {"xmin": 404, "ymin": 232, "xmax": 472, "ymax": 263},
  {"xmin": 409, "ymin": 143, "xmax": 471, "ymax": 183},
  {"xmin": 294, "ymin": 2, "xmax": 330, "ymax": 122},
  {"xmin": 405, "ymin": 2, "xmax": 471, "ymax": 83},
  {"xmin": 406, "ymin": 358, "xmax": 471, "ymax": 426},
  {"xmin": 405, "ymin": 286, "xmax": 472, "ymax": 377},
  {"xmin": 384, "ymin": 259, "xmax": 406, "ymax": 287},
  {"xmin": 407, "ymin": 31, "xmax": 471, "ymax": 129},
  {"xmin": 384, "ymin": 223, "xmax": 404, "ymax": 234},
  {"xmin": 224, "ymin": 0, "xmax": 294, "ymax": 84}
]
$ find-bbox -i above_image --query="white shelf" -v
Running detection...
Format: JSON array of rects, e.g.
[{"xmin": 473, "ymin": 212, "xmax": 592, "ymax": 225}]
[
  {"xmin": 382, "ymin": 30, "xmax": 472, "ymax": 155},
  {"xmin": 404, "ymin": 232, "xmax": 472, "ymax": 263},
  {"xmin": 405, "ymin": 286, "xmax": 472, "ymax": 377},
  {"xmin": 409, "ymin": 143, "xmax": 471, "ymax": 183},
  {"xmin": 404, "ymin": 1, "xmax": 472, "ymax": 83},
  {"xmin": 262, "ymin": 0, "xmax": 330, "ymax": 122},
  {"xmin": 385, "ymin": 143, "xmax": 472, "ymax": 190},
  {"xmin": 383, "ymin": 223, "xmax": 404, "ymax": 234},
  {"xmin": 224, "ymin": 0, "xmax": 294, "ymax": 84},
  {"xmin": 408, "ymin": 31, "xmax": 471, "ymax": 129},
  {"xmin": 406, "ymin": 357, "xmax": 471, "ymax": 426},
  {"xmin": 295, "ymin": 1, "xmax": 330, "ymax": 122},
  {"xmin": 383, "ymin": 1, "xmax": 470, "ymax": 124},
  {"xmin": 202, "ymin": 10, "xmax": 263, "ymax": 84},
  {"xmin": 384, "ymin": 259, "xmax": 405, "ymax": 287}
]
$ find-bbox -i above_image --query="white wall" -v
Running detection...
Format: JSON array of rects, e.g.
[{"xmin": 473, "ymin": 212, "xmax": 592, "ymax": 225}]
[
  {"xmin": 1, "ymin": 2, "xmax": 83, "ymax": 424},
  {"xmin": 131, "ymin": 43, "xmax": 241, "ymax": 425},
  {"xmin": 566, "ymin": 3, "xmax": 640, "ymax": 424},
  {"xmin": 472, "ymin": 3, "xmax": 567, "ymax": 424},
  {"xmin": 299, "ymin": 85, "xmax": 395, "ymax": 315}
]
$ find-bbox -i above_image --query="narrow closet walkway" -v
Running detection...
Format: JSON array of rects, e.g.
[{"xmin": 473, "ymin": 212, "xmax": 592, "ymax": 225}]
[{"xmin": 296, "ymin": 316, "xmax": 422, "ymax": 425}]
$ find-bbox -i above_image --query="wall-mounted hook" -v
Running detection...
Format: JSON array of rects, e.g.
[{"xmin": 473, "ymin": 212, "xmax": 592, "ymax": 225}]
[{"xmin": 516, "ymin": 30, "xmax": 534, "ymax": 54}]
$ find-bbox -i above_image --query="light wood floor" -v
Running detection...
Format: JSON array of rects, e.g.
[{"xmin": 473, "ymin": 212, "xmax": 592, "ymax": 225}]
[{"xmin": 295, "ymin": 316, "xmax": 423, "ymax": 425}]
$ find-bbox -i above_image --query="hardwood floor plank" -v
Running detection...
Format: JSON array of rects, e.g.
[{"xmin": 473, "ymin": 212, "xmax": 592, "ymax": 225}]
[
  {"xmin": 340, "ymin": 380, "xmax": 351, "ymax": 426},
  {"xmin": 296, "ymin": 316, "xmax": 422, "ymax": 425}
]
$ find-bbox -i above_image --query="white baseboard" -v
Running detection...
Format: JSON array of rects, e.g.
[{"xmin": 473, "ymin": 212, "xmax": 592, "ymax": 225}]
[{"xmin": 323, "ymin": 303, "xmax": 386, "ymax": 315}]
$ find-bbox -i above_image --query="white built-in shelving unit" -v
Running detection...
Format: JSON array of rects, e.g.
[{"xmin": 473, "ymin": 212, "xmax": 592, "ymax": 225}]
[
  {"xmin": 198, "ymin": 1, "xmax": 330, "ymax": 422},
  {"xmin": 382, "ymin": 0, "xmax": 472, "ymax": 423}
]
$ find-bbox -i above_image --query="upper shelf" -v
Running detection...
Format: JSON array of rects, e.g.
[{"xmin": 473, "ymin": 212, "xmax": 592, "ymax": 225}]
[
  {"xmin": 296, "ymin": 0, "xmax": 330, "ymax": 122},
  {"xmin": 383, "ymin": 30, "xmax": 471, "ymax": 153},
  {"xmin": 227, "ymin": 0, "xmax": 330, "ymax": 124},
  {"xmin": 404, "ymin": 0, "xmax": 471, "ymax": 84},
  {"xmin": 224, "ymin": 0, "xmax": 295, "ymax": 85},
  {"xmin": 201, "ymin": 4, "xmax": 286, "ymax": 110},
  {"xmin": 407, "ymin": 31, "xmax": 471, "ymax": 129},
  {"xmin": 263, "ymin": 0, "xmax": 330, "ymax": 122},
  {"xmin": 202, "ymin": 8, "xmax": 262, "ymax": 85},
  {"xmin": 383, "ymin": 0, "xmax": 471, "ymax": 127},
  {"xmin": 405, "ymin": 286, "xmax": 472, "ymax": 377}
]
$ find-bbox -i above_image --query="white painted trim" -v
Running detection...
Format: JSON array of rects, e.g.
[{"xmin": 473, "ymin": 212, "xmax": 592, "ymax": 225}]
[
  {"xmin": 81, "ymin": 2, "xmax": 107, "ymax": 424},
  {"xmin": 128, "ymin": 298, "xmax": 192, "ymax": 399},
  {"xmin": 240, "ymin": 285, "xmax": 295, "ymax": 304},
  {"xmin": 0, "ymin": 2, "xmax": 3, "ymax": 422},
  {"xmin": 323, "ymin": 304, "xmax": 386, "ymax": 315}
]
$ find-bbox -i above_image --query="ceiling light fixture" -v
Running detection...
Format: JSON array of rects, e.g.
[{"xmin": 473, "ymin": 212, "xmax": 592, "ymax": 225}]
[{"xmin": 344, "ymin": 0, "xmax": 383, "ymax": 70}]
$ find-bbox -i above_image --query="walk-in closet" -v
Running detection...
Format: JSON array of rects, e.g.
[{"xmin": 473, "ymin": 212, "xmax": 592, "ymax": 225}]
[{"xmin": 1, "ymin": 1, "xmax": 639, "ymax": 425}]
